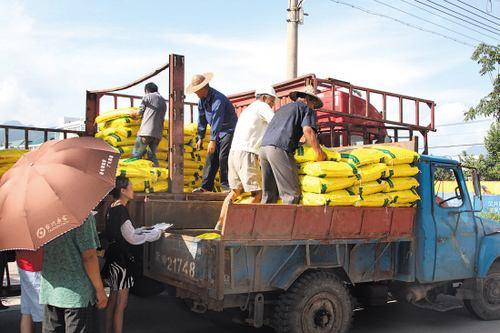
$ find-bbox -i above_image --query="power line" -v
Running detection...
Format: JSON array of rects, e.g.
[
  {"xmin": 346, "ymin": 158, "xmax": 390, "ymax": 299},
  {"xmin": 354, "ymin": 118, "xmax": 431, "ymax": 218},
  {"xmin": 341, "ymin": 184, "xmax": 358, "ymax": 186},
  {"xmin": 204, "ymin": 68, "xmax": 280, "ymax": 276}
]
[
  {"xmin": 437, "ymin": 119, "xmax": 494, "ymax": 127},
  {"xmin": 327, "ymin": 0, "xmax": 474, "ymax": 47},
  {"xmin": 452, "ymin": 0, "xmax": 500, "ymax": 24},
  {"xmin": 419, "ymin": 0, "xmax": 500, "ymax": 35},
  {"xmin": 429, "ymin": 143, "xmax": 484, "ymax": 149},
  {"xmin": 373, "ymin": 0, "xmax": 484, "ymax": 43},
  {"xmin": 446, "ymin": 0, "xmax": 500, "ymax": 26},
  {"xmin": 398, "ymin": 0, "xmax": 498, "ymax": 41}
]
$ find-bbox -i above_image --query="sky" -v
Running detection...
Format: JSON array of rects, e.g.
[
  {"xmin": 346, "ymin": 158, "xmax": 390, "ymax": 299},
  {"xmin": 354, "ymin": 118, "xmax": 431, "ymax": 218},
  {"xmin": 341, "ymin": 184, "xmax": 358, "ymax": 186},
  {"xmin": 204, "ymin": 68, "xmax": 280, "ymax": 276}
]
[{"xmin": 0, "ymin": 0, "xmax": 498, "ymax": 157}]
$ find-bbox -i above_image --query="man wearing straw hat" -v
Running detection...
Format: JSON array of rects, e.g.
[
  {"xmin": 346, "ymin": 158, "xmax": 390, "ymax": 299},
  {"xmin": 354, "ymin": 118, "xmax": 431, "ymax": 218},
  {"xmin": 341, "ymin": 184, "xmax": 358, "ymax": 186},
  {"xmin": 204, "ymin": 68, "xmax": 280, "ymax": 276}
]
[
  {"xmin": 186, "ymin": 73, "xmax": 238, "ymax": 192},
  {"xmin": 260, "ymin": 85, "xmax": 327, "ymax": 204}
]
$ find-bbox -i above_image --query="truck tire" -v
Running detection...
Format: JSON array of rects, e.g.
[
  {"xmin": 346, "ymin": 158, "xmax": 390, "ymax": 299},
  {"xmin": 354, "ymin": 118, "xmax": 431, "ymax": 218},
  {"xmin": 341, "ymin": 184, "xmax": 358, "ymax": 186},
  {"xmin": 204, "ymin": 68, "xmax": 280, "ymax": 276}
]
[
  {"xmin": 464, "ymin": 263, "xmax": 500, "ymax": 320},
  {"xmin": 272, "ymin": 270, "xmax": 352, "ymax": 333}
]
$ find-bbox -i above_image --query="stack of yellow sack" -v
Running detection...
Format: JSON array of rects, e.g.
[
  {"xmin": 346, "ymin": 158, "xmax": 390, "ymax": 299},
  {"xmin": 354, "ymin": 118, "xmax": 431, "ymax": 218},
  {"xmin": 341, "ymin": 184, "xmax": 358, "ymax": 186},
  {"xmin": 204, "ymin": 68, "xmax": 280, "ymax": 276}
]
[
  {"xmin": 297, "ymin": 145, "xmax": 360, "ymax": 206},
  {"xmin": 345, "ymin": 146, "xmax": 420, "ymax": 207},
  {"xmin": 116, "ymin": 158, "xmax": 169, "ymax": 193},
  {"xmin": 95, "ymin": 107, "xmax": 169, "ymax": 168},
  {"xmin": 373, "ymin": 146, "xmax": 420, "ymax": 207},
  {"xmin": 0, "ymin": 149, "xmax": 28, "ymax": 179}
]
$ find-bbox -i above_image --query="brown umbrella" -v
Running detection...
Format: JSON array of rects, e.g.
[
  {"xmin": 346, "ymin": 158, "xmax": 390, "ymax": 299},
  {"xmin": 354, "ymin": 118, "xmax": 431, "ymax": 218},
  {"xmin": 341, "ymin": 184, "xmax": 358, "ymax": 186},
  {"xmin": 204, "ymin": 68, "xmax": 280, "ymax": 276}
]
[{"xmin": 0, "ymin": 137, "xmax": 119, "ymax": 251}]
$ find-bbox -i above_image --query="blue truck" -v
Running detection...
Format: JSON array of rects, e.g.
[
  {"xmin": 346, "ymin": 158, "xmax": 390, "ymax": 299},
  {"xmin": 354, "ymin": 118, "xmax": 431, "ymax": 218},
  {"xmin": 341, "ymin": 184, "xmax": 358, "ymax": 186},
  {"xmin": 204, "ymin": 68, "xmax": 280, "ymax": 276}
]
[{"xmin": 76, "ymin": 59, "xmax": 500, "ymax": 332}]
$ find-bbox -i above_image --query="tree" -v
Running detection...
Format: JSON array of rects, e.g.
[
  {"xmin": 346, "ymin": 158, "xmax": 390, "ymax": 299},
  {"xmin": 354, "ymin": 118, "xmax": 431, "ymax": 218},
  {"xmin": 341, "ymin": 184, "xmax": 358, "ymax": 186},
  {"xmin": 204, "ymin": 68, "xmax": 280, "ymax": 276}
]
[
  {"xmin": 460, "ymin": 43, "xmax": 499, "ymax": 181},
  {"xmin": 464, "ymin": 43, "xmax": 499, "ymax": 121}
]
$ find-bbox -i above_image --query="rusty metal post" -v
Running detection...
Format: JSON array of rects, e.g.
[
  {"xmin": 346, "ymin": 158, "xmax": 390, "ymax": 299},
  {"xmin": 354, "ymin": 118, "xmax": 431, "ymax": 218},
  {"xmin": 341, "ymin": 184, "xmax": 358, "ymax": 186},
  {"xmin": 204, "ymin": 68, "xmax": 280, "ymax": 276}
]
[
  {"xmin": 24, "ymin": 130, "xmax": 29, "ymax": 149},
  {"xmin": 4, "ymin": 128, "xmax": 8, "ymax": 149},
  {"xmin": 168, "ymin": 54, "xmax": 185, "ymax": 194},
  {"xmin": 85, "ymin": 91, "xmax": 100, "ymax": 136}
]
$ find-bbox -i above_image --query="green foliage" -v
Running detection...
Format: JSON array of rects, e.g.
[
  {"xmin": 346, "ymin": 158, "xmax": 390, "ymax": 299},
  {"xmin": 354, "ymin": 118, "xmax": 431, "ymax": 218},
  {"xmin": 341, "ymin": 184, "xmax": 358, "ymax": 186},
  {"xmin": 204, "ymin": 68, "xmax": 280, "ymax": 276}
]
[
  {"xmin": 464, "ymin": 43, "xmax": 499, "ymax": 121},
  {"xmin": 461, "ymin": 44, "xmax": 499, "ymax": 181},
  {"xmin": 480, "ymin": 210, "xmax": 500, "ymax": 222}
]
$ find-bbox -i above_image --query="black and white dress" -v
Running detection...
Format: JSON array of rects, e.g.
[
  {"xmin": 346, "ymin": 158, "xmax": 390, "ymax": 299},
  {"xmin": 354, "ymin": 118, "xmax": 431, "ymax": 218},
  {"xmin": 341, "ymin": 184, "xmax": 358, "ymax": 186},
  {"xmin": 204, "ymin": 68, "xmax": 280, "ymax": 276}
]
[{"xmin": 102, "ymin": 204, "xmax": 160, "ymax": 291}]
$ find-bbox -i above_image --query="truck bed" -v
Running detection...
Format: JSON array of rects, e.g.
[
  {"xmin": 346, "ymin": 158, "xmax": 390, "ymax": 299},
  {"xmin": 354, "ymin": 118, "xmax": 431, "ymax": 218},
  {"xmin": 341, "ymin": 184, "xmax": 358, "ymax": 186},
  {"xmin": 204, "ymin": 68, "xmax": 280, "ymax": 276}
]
[{"xmin": 144, "ymin": 204, "xmax": 416, "ymax": 310}]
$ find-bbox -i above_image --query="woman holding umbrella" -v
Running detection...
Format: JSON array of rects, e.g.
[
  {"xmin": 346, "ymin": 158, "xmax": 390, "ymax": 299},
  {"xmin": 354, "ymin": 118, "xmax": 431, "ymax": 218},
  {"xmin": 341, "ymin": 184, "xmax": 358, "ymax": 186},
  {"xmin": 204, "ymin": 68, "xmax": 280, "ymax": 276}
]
[{"xmin": 102, "ymin": 176, "xmax": 161, "ymax": 333}]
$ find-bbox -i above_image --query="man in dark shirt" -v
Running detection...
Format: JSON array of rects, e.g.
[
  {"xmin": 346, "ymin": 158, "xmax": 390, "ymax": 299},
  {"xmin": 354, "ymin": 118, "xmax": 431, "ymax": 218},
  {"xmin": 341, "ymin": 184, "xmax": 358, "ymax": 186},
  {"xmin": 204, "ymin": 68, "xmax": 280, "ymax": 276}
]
[
  {"xmin": 260, "ymin": 86, "xmax": 327, "ymax": 204},
  {"xmin": 186, "ymin": 73, "xmax": 238, "ymax": 192}
]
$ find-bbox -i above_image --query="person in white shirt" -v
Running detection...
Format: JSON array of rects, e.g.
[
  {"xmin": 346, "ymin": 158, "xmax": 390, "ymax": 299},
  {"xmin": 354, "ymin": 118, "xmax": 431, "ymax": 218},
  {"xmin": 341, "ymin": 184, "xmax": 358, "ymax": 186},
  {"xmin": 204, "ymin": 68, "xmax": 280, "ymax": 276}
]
[{"xmin": 215, "ymin": 87, "xmax": 277, "ymax": 230}]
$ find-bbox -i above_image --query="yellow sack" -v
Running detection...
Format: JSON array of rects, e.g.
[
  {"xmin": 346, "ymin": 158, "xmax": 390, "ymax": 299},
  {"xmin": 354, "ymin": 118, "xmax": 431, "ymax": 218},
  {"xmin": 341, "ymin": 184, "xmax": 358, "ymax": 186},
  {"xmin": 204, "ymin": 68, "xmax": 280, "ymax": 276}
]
[
  {"xmin": 157, "ymin": 160, "xmax": 168, "ymax": 169},
  {"xmin": 387, "ymin": 164, "xmax": 419, "ymax": 178},
  {"xmin": 95, "ymin": 107, "xmax": 139, "ymax": 124},
  {"xmin": 102, "ymin": 135, "xmax": 136, "ymax": 147},
  {"xmin": 300, "ymin": 175, "xmax": 356, "ymax": 194},
  {"xmin": 151, "ymin": 181, "xmax": 168, "ymax": 193},
  {"xmin": 151, "ymin": 167, "xmax": 168, "ymax": 180},
  {"xmin": 184, "ymin": 123, "xmax": 199, "ymax": 137},
  {"xmin": 184, "ymin": 168, "xmax": 202, "ymax": 179},
  {"xmin": 357, "ymin": 163, "xmax": 390, "ymax": 182},
  {"xmin": 302, "ymin": 190, "xmax": 359, "ymax": 206},
  {"xmin": 183, "ymin": 145, "xmax": 195, "ymax": 153},
  {"xmin": 383, "ymin": 177, "xmax": 419, "ymax": 192},
  {"xmin": 372, "ymin": 146, "xmax": 419, "ymax": 165},
  {"xmin": 295, "ymin": 145, "xmax": 341, "ymax": 163},
  {"xmin": 184, "ymin": 136, "xmax": 196, "ymax": 145},
  {"xmin": 340, "ymin": 148, "xmax": 386, "ymax": 167},
  {"xmin": 355, "ymin": 193, "xmax": 392, "ymax": 207},
  {"xmin": 158, "ymin": 139, "xmax": 169, "ymax": 152},
  {"xmin": 119, "ymin": 158, "xmax": 154, "ymax": 168},
  {"xmin": 156, "ymin": 151, "xmax": 168, "ymax": 161},
  {"xmin": 391, "ymin": 202, "xmax": 418, "ymax": 208},
  {"xmin": 100, "ymin": 117, "xmax": 141, "ymax": 129},
  {"xmin": 95, "ymin": 127, "xmax": 138, "ymax": 140},
  {"xmin": 0, "ymin": 165, "xmax": 13, "ymax": 178},
  {"xmin": 300, "ymin": 161, "xmax": 358, "ymax": 178},
  {"xmin": 387, "ymin": 189, "xmax": 420, "ymax": 204},
  {"xmin": 116, "ymin": 166, "xmax": 158, "ymax": 182},
  {"xmin": 196, "ymin": 232, "xmax": 221, "ymax": 240},
  {"xmin": 348, "ymin": 179, "xmax": 388, "ymax": 196},
  {"xmin": 129, "ymin": 177, "xmax": 153, "ymax": 192},
  {"xmin": 113, "ymin": 145, "xmax": 134, "ymax": 157},
  {"xmin": 184, "ymin": 160, "xmax": 204, "ymax": 171},
  {"xmin": 0, "ymin": 149, "xmax": 27, "ymax": 164},
  {"xmin": 184, "ymin": 152, "xmax": 203, "ymax": 162}
]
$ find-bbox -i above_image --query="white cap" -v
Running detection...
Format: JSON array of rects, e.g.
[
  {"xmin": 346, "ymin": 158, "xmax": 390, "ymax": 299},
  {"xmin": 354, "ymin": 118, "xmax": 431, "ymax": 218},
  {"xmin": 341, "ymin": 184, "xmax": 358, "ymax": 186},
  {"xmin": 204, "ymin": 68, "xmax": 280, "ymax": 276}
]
[{"xmin": 255, "ymin": 86, "xmax": 277, "ymax": 99}]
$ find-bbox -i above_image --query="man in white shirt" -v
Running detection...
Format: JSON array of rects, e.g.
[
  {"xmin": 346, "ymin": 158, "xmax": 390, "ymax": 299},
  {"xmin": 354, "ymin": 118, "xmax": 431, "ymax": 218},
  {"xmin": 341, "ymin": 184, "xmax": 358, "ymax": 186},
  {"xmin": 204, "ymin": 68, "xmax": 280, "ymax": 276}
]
[{"xmin": 215, "ymin": 87, "xmax": 277, "ymax": 231}]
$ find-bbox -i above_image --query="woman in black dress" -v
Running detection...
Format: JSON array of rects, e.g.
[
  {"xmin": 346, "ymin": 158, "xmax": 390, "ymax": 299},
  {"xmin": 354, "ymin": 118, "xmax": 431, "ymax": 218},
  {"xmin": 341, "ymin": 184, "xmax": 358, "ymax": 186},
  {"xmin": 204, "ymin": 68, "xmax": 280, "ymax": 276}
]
[{"xmin": 103, "ymin": 176, "xmax": 161, "ymax": 333}]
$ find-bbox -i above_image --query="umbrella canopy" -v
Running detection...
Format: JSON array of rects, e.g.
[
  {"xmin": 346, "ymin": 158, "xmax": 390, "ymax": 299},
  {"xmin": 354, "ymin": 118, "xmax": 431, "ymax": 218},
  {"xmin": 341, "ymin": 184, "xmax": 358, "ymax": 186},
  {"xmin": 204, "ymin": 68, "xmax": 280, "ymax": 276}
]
[{"xmin": 0, "ymin": 137, "xmax": 120, "ymax": 251}]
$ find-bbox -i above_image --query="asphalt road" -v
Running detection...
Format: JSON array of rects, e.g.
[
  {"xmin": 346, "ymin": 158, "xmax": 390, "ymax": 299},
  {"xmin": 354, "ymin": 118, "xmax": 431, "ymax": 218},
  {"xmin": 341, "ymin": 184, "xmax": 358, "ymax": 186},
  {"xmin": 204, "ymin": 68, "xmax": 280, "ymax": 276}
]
[{"xmin": 1, "ymin": 290, "xmax": 499, "ymax": 333}]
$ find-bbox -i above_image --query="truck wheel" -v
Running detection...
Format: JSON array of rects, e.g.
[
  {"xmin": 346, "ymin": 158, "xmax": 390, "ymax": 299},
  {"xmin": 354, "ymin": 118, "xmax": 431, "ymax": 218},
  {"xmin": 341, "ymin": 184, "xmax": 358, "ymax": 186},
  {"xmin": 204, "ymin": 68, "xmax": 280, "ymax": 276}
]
[
  {"xmin": 273, "ymin": 270, "xmax": 352, "ymax": 333},
  {"xmin": 464, "ymin": 263, "xmax": 500, "ymax": 320}
]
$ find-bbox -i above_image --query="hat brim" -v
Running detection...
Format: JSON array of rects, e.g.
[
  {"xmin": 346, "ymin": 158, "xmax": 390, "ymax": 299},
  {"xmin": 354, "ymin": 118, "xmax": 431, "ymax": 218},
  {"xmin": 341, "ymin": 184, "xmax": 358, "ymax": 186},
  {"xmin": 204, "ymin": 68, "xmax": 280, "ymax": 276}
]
[
  {"xmin": 186, "ymin": 72, "xmax": 214, "ymax": 94},
  {"xmin": 289, "ymin": 91, "xmax": 323, "ymax": 109}
]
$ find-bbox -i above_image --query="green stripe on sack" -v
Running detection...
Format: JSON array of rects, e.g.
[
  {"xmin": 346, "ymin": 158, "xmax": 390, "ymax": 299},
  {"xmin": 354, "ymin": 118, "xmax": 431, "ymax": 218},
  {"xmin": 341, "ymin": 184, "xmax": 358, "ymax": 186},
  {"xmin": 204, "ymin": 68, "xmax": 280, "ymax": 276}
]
[
  {"xmin": 386, "ymin": 178, "xmax": 394, "ymax": 188},
  {"xmin": 298, "ymin": 146, "xmax": 304, "ymax": 156},
  {"xmin": 126, "ymin": 129, "xmax": 132, "ymax": 137},
  {"xmin": 348, "ymin": 163, "xmax": 359, "ymax": 175},
  {"xmin": 375, "ymin": 148, "xmax": 396, "ymax": 158},
  {"xmin": 383, "ymin": 198, "xmax": 389, "ymax": 206},
  {"xmin": 346, "ymin": 188, "xmax": 355, "ymax": 196},
  {"xmin": 119, "ymin": 170, "xmax": 126, "ymax": 177},
  {"xmin": 341, "ymin": 153, "xmax": 360, "ymax": 165},
  {"xmin": 110, "ymin": 133, "xmax": 122, "ymax": 142},
  {"xmin": 321, "ymin": 183, "xmax": 327, "ymax": 194}
]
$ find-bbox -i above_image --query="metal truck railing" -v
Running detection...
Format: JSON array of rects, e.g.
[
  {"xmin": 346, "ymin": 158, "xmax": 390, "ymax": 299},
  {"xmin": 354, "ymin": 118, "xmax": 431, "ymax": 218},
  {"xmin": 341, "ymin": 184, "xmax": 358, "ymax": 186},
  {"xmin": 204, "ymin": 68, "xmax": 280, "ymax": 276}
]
[{"xmin": 0, "ymin": 124, "xmax": 84, "ymax": 150}]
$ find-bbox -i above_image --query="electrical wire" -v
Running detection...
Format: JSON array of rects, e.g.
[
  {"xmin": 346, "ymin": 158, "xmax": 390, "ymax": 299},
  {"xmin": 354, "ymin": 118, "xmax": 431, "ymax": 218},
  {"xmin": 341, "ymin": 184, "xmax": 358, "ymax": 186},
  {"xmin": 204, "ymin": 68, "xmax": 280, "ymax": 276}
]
[
  {"xmin": 445, "ymin": 0, "xmax": 500, "ymax": 25},
  {"xmin": 327, "ymin": 0, "xmax": 474, "ymax": 47},
  {"xmin": 373, "ymin": 0, "xmax": 484, "ymax": 43},
  {"xmin": 398, "ymin": 0, "xmax": 498, "ymax": 41},
  {"xmin": 420, "ymin": 0, "xmax": 500, "ymax": 35},
  {"xmin": 428, "ymin": 143, "xmax": 484, "ymax": 149}
]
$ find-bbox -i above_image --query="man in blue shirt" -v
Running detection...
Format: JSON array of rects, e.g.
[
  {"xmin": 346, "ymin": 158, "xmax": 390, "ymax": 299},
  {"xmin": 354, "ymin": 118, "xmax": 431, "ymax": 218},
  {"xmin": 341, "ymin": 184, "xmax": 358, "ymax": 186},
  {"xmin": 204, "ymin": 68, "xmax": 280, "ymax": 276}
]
[
  {"xmin": 260, "ymin": 86, "xmax": 327, "ymax": 204},
  {"xmin": 186, "ymin": 73, "xmax": 238, "ymax": 192}
]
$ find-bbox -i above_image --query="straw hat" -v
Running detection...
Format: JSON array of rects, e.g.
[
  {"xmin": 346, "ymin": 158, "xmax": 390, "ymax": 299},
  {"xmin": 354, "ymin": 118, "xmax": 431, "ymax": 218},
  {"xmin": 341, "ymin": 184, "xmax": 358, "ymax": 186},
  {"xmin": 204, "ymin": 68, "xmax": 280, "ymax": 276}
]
[
  {"xmin": 186, "ymin": 73, "xmax": 214, "ymax": 94},
  {"xmin": 289, "ymin": 85, "xmax": 323, "ymax": 109}
]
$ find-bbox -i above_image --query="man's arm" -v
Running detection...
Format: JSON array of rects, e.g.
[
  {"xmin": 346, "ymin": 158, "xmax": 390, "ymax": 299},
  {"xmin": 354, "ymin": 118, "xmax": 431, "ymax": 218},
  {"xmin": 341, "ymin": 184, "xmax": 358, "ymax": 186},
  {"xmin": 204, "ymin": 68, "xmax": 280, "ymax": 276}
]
[
  {"xmin": 303, "ymin": 126, "xmax": 326, "ymax": 161},
  {"xmin": 131, "ymin": 97, "xmax": 147, "ymax": 119},
  {"xmin": 197, "ymin": 101, "xmax": 208, "ymax": 150},
  {"xmin": 81, "ymin": 249, "xmax": 107, "ymax": 309},
  {"xmin": 209, "ymin": 99, "xmax": 224, "ymax": 141}
]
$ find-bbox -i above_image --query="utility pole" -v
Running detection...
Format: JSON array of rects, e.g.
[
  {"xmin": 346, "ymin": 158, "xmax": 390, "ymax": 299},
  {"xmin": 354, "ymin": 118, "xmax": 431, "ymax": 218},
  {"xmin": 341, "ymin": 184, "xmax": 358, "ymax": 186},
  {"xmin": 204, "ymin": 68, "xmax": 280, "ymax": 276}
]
[{"xmin": 286, "ymin": 0, "xmax": 305, "ymax": 79}]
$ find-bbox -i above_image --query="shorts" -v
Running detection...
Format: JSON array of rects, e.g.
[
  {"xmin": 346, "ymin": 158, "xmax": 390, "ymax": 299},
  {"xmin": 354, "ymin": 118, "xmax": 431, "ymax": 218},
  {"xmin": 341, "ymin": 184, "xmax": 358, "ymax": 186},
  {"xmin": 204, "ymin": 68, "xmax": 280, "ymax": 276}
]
[
  {"xmin": 19, "ymin": 268, "xmax": 44, "ymax": 322},
  {"xmin": 228, "ymin": 150, "xmax": 261, "ymax": 192},
  {"xmin": 104, "ymin": 262, "xmax": 134, "ymax": 291}
]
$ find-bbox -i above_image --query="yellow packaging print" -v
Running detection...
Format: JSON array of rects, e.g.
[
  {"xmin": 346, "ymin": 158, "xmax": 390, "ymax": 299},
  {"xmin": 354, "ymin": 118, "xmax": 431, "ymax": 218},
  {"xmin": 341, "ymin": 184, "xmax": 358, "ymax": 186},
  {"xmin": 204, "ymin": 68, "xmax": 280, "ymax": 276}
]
[
  {"xmin": 356, "ymin": 163, "xmax": 389, "ymax": 182},
  {"xmin": 300, "ymin": 161, "xmax": 358, "ymax": 178},
  {"xmin": 295, "ymin": 145, "xmax": 341, "ymax": 163},
  {"xmin": 383, "ymin": 177, "xmax": 419, "ymax": 192},
  {"xmin": 300, "ymin": 175, "xmax": 356, "ymax": 194},
  {"xmin": 302, "ymin": 190, "xmax": 359, "ymax": 206},
  {"xmin": 354, "ymin": 193, "xmax": 392, "ymax": 207},
  {"xmin": 340, "ymin": 148, "xmax": 386, "ymax": 167},
  {"xmin": 371, "ymin": 146, "xmax": 419, "ymax": 165}
]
